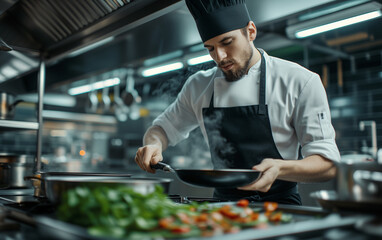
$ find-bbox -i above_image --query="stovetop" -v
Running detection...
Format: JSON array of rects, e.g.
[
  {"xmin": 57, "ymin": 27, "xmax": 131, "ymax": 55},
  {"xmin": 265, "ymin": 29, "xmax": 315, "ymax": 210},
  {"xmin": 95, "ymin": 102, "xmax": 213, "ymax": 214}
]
[{"xmin": 0, "ymin": 193, "xmax": 224, "ymax": 216}]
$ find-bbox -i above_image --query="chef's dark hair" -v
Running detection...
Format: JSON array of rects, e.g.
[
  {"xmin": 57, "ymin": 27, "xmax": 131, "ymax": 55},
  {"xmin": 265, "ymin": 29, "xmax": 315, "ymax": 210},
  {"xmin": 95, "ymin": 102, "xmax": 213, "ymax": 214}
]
[{"xmin": 185, "ymin": 0, "xmax": 251, "ymax": 42}]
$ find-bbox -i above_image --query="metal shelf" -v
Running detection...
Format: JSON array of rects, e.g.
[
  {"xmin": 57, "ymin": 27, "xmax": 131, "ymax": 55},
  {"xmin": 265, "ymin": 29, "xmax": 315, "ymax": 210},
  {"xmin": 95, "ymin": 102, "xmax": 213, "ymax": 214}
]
[{"xmin": 0, "ymin": 119, "xmax": 39, "ymax": 131}]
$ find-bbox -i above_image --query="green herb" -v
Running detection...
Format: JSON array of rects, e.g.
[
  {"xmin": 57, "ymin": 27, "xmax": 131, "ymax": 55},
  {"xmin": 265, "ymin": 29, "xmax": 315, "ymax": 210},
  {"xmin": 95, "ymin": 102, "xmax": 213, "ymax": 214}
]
[{"xmin": 57, "ymin": 185, "xmax": 198, "ymax": 239}]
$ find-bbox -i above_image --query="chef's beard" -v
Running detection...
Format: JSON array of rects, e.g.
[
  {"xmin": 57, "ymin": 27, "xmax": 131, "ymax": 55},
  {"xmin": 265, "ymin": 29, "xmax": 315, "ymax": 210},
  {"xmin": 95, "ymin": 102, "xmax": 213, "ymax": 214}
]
[{"xmin": 220, "ymin": 45, "xmax": 254, "ymax": 82}]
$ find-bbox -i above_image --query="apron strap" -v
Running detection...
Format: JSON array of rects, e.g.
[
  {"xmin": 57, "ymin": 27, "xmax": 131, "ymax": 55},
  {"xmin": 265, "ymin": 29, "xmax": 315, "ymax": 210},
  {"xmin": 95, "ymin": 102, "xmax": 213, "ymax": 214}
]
[
  {"xmin": 258, "ymin": 51, "xmax": 266, "ymax": 115},
  {"xmin": 208, "ymin": 93, "xmax": 214, "ymax": 109}
]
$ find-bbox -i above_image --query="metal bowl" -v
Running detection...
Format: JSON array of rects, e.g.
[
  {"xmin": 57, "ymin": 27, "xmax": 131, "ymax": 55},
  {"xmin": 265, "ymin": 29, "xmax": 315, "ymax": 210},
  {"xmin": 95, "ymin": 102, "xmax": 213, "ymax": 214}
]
[
  {"xmin": 44, "ymin": 176, "xmax": 172, "ymax": 204},
  {"xmin": 25, "ymin": 172, "xmax": 132, "ymax": 198}
]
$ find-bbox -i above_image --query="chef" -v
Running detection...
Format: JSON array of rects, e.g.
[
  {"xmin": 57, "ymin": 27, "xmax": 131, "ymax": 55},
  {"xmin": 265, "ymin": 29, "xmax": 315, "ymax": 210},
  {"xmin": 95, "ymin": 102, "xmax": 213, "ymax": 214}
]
[{"xmin": 135, "ymin": 0, "xmax": 340, "ymax": 205}]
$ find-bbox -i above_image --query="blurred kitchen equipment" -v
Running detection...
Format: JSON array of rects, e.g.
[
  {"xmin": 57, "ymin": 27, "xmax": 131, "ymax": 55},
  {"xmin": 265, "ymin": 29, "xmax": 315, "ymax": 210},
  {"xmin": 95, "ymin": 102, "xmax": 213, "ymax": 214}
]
[
  {"xmin": 0, "ymin": 154, "xmax": 34, "ymax": 188},
  {"xmin": 359, "ymin": 120, "xmax": 377, "ymax": 159},
  {"xmin": 25, "ymin": 172, "xmax": 132, "ymax": 198},
  {"xmin": 151, "ymin": 162, "xmax": 261, "ymax": 188},
  {"xmin": 0, "ymin": 37, "xmax": 12, "ymax": 51},
  {"xmin": 44, "ymin": 176, "xmax": 172, "ymax": 204},
  {"xmin": 0, "ymin": 163, "xmax": 11, "ymax": 189},
  {"xmin": 0, "ymin": 92, "xmax": 24, "ymax": 120},
  {"xmin": 113, "ymin": 82, "xmax": 129, "ymax": 122}
]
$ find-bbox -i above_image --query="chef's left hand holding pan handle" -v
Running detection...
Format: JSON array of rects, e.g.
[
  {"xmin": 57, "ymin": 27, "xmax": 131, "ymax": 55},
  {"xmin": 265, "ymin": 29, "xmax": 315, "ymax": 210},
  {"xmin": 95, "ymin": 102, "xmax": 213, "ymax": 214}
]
[
  {"xmin": 238, "ymin": 158, "xmax": 281, "ymax": 192},
  {"xmin": 135, "ymin": 125, "xmax": 169, "ymax": 173}
]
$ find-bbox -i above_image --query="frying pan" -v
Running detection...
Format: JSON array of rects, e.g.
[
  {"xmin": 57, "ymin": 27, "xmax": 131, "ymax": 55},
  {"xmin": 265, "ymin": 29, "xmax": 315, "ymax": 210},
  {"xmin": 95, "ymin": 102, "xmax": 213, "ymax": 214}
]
[{"xmin": 151, "ymin": 162, "xmax": 261, "ymax": 188}]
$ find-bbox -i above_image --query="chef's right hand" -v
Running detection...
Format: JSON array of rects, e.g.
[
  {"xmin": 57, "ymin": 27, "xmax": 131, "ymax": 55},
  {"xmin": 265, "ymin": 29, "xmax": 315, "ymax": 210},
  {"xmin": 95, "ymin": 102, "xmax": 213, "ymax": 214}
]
[{"xmin": 135, "ymin": 144, "xmax": 163, "ymax": 173}]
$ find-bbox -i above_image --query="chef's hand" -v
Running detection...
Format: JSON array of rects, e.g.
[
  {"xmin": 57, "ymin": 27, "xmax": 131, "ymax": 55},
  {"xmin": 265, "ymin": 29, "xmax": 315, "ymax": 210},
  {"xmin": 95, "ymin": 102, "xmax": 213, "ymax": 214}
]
[
  {"xmin": 238, "ymin": 158, "xmax": 281, "ymax": 192},
  {"xmin": 135, "ymin": 144, "xmax": 163, "ymax": 173}
]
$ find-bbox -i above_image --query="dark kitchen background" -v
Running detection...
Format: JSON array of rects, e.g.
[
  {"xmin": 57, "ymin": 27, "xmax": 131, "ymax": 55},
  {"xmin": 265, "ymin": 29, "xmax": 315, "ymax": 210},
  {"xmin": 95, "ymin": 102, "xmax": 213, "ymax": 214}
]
[{"xmin": 1, "ymin": 0, "xmax": 382, "ymax": 205}]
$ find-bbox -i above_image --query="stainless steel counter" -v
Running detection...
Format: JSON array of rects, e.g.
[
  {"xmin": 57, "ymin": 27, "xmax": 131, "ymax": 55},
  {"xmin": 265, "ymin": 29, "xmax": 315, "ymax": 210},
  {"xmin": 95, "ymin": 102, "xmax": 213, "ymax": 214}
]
[{"xmin": 0, "ymin": 192, "xmax": 379, "ymax": 240}]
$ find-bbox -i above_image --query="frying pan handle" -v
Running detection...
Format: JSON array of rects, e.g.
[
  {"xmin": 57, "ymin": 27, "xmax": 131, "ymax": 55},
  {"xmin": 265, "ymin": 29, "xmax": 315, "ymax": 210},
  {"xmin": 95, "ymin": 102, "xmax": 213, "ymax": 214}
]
[{"xmin": 150, "ymin": 162, "xmax": 173, "ymax": 172}]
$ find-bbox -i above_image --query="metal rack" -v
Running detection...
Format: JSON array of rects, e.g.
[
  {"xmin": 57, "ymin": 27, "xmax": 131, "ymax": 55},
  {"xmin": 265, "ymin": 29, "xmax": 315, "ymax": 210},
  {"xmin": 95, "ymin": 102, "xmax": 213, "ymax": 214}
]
[
  {"xmin": 0, "ymin": 120, "xmax": 39, "ymax": 131},
  {"xmin": 0, "ymin": 60, "xmax": 45, "ymax": 173}
]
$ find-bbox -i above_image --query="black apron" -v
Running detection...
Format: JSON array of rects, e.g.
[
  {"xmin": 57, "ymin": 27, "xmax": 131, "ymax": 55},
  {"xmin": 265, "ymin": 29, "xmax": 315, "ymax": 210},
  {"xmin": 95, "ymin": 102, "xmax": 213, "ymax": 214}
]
[{"xmin": 202, "ymin": 52, "xmax": 301, "ymax": 205}]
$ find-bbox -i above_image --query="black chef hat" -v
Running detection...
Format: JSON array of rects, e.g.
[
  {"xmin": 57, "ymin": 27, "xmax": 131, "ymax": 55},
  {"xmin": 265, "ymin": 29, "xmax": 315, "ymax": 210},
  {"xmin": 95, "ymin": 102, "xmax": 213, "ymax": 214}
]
[{"xmin": 185, "ymin": 0, "xmax": 251, "ymax": 42}]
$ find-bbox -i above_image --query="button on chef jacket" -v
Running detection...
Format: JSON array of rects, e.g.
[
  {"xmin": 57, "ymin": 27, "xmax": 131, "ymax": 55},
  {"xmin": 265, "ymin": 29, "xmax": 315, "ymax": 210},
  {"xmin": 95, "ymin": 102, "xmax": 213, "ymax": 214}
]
[{"xmin": 153, "ymin": 50, "xmax": 340, "ymax": 163}]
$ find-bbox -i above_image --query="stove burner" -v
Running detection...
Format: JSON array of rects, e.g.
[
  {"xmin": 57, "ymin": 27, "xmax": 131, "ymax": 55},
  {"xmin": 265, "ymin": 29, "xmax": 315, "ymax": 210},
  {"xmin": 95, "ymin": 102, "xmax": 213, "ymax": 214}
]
[{"xmin": 5, "ymin": 201, "xmax": 56, "ymax": 215}]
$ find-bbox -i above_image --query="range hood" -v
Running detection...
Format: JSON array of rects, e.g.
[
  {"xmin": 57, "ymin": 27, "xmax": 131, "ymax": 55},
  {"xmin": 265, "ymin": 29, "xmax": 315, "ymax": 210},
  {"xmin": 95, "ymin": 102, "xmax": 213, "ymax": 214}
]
[
  {"xmin": 0, "ymin": 0, "xmax": 182, "ymax": 61},
  {"xmin": 0, "ymin": 37, "xmax": 12, "ymax": 51},
  {"xmin": 2, "ymin": 0, "xmax": 381, "ymax": 95}
]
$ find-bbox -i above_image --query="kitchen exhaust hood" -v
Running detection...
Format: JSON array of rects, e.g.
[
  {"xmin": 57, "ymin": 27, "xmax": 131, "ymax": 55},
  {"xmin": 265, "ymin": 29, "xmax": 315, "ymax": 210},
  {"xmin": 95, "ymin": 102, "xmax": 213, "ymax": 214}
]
[{"xmin": 0, "ymin": 0, "xmax": 182, "ymax": 61}]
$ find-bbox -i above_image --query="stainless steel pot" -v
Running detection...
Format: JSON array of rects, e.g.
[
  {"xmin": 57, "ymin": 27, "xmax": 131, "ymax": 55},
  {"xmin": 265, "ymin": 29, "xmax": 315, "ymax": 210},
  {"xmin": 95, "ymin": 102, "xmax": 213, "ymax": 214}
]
[
  {"xmin": 43, "ymin": 176, "xmax": 172, "ymax": 204},
  {"xmin": 25, "ymin": 172, "xmax": 132, "ymax": 198},
  {"xmin": 353, "ymin": 170, "xmax": 382, "ymax": 201},
  {"xmin": 0, "ymin": 154, "xmax": 34, "ymax": 188},
  {"xmin": 335, "ymin": 159, "xmax": 382, "ymax": 201},
  {"xmin": 0, "ymin": 92, "xmax": 24, "ymax": 120}
]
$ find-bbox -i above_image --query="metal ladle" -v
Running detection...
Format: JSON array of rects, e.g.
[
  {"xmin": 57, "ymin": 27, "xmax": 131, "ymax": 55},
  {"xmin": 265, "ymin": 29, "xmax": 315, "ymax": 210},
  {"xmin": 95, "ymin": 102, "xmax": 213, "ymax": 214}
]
[
  {"xmin": 101, "ymin": 87, "xmax": 111, "ymax": 114},
  {"xmin": 85, "ymin": 79, "xmax": 98, "ymax": 113},
  {"xmin": 113, "ymin": 82, "xmax": 129, "ymax": 122}
]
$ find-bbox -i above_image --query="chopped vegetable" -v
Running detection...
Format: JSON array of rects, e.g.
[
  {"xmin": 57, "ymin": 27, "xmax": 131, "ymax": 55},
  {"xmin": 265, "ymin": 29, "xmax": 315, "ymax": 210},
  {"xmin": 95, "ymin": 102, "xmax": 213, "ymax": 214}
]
[{"xmin": 57, "ymin": 186, "xmax": 292, "ymax": 239}]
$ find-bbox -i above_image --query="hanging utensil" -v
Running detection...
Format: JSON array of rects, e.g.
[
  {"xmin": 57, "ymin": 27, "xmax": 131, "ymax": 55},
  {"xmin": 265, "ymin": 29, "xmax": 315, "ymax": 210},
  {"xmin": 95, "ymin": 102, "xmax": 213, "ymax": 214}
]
[
  {"xmin": 151, "ymin": 162, "xmax": 261, "ymax": 188},
  {"xmin": 113, "ymin": 82, "xmax": 129, "ymax": 122},
  {"xmin": 122, "ymin": 69, "xmax": 141, "ymax": 106},
  {"xmin": 101, "ymin": 87, "xmax": 111, "ymax": 114},
  {"xmin": 85, "ymin": 78, "xmax": 98, "ymax": 113}
]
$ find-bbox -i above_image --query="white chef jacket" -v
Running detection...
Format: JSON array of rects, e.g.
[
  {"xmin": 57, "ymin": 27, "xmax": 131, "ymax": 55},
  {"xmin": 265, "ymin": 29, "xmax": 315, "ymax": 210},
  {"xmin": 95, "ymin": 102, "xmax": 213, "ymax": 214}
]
[{"xmin": 153, "ymin": 50, "xmax": 340, "ymax": 162}]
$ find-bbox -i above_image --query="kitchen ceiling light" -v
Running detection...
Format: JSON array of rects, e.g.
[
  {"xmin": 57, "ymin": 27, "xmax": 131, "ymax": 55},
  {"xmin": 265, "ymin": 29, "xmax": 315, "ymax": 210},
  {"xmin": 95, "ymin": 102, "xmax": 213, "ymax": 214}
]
[
  {"xmin": 141, "ymin": 62, "xmax": 183, "ymax": 77},
  {"xmin": 295, "ymin": 10, "xmax": 382, "ymax": 38},
  {"xmin": 143, "ymin": 50, "xmax": 183, "ymax": 67},
  {"xmin": 187, "ymin": 54, "xmax": 213, "ymax": 65},
  {"xmin": 68, "ymin": 77, "xmax": 120, "ymax": 96},
  {"xmin": 286, "ymin": 2, "xmax": 382, "ymax": 39}
]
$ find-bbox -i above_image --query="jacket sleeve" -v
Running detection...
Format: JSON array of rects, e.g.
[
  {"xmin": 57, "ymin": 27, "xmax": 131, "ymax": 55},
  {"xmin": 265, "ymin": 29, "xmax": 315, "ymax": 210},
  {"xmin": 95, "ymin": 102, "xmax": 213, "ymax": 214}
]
[{"xmin": 292, "ymin": 73, "xmax": 341, "ymax": 162}]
